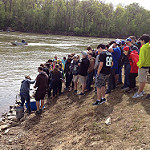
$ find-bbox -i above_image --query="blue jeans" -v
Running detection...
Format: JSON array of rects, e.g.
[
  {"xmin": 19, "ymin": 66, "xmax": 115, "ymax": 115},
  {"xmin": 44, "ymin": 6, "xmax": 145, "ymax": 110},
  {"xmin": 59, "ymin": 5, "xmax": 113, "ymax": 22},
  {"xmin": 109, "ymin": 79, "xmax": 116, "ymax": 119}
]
[
  {"xmin": 124, "ymin": 64, "xmax": 131, "ymax": 88},
  {"xmin": 86, "ymin": 71, "xmax": 93, "ymax": 91},
  {"xmin": 20, "ymin": 92, "xmax": 31, "ymax": 112}
]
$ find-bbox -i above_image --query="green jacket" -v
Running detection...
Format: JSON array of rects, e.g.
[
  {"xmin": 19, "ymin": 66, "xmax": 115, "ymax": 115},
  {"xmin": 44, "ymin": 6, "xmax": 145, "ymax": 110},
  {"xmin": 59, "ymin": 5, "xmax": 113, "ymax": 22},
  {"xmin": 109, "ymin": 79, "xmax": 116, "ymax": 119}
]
[{"xmin": 137, "ymin": 42, "xmax": 150, "ymax": 68}]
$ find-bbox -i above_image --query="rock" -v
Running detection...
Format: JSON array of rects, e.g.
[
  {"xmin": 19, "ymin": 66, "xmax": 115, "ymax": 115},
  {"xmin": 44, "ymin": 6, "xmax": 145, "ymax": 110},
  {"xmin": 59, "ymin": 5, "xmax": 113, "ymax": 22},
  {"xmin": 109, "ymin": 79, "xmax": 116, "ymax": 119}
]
[
  {"xmin": 2, "ymin": 113, "xmax": 7, "ymax": 117},
  {"xmin": 0, "ymin": 124, "xmax": 9, "ymax": 131},
  {"xmin": 8, "ymin": 116, "xmax": 16, "ymax": 121},
  {"xmin": 4, "ymin": 129, "xmax": 10, "ymax": 134},
  {"xmin": 105, "ymin": 117, "xmax": 111, "ymax": 125}
]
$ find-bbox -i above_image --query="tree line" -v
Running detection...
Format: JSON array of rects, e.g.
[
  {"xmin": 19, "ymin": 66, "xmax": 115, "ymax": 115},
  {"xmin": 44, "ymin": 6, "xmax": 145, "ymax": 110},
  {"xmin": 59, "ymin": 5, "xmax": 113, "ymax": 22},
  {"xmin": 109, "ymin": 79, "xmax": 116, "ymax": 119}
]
[{"xmin": 0, "ymin": 0, "xmax": 150, "ymax": 38}]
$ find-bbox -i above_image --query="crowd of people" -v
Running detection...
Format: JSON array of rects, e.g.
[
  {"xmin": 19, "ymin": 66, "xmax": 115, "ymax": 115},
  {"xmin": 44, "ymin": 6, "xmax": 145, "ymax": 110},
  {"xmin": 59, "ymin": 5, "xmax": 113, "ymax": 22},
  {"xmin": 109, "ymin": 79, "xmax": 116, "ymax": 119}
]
[{"xmin": 20, "ymin": 34, "xmax": 150, "ymax": 115}]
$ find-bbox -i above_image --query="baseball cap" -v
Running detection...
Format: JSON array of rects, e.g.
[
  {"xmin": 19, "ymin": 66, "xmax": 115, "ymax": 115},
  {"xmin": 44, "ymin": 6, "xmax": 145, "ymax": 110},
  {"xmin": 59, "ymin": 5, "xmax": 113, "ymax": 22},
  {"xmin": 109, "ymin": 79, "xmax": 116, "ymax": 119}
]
[
  {"xmin": 115, "ymin": 39, "xmax": 121, "ymax": 45},
  {"xmin": 81, "ymin": 51, "xmax": 88, "ymax": 56},
  {"xmin": 126, "ymin": 38, "xmax": 132, "ymax": 43},
  {"xmin": 123, "ymin": 46, "xmax": 130, "ymax": 51},
  {"xmin": 121, "ymin": 40, "xmax": 125, "ymax": 45}
]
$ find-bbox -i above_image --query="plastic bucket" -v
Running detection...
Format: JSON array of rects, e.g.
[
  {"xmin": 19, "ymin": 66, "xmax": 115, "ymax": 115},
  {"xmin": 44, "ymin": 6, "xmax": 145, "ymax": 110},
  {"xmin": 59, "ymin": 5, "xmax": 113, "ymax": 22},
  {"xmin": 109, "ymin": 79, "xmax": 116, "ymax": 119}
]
[
  {"xmin": 25, "ymin": 101, "xmax": 37, "ymax": 111},
  {"xmin": 16, "ymin": 106, "xmax": 24, "ymax": 120}
]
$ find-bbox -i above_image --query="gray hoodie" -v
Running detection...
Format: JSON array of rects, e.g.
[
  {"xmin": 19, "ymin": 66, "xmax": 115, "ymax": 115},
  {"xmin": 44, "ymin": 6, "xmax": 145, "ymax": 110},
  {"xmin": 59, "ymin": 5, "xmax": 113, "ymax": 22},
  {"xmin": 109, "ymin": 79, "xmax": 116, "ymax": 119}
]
[{"xmin": 20, "ymin": 79, "xmax": 35, "ymax": 94}]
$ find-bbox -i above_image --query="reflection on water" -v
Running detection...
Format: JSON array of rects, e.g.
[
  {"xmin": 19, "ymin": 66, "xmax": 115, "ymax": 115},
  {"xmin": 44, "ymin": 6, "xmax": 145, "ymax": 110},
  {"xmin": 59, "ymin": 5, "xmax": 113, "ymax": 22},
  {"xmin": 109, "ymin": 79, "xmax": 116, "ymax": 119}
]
[{"xmin": 0, "ymin": 32, "xmax": 113, "ymax": 116}]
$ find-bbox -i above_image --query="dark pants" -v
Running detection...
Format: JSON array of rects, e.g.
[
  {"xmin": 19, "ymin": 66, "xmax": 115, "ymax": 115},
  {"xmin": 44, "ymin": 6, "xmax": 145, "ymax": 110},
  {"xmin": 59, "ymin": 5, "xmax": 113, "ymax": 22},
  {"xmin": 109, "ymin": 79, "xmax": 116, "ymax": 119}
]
[
  {"xmin": 86, "ymin": 71, "xmax": 94, "ymax": 91},
  {"xmin": 124, "ymin": 64, "xmax": 131, "ymax": 88},
  {"xmin": 51, "ymin": 80, "xmax": 62, "ymax": 97},
  {"xmin": 118, "ymin": 67, "xmax": 122, "ymax": 83},
  {"xmin": 65, "ymin": 73, "xmax": 73, "ymax": 88},
  {"xmin": 20, "ymin": 92, "xmax": 31, "ymax": 112},
  {"xmin": 107, "ymin": 69, "xmax": 116, "ymax": 91},
  {"xmin": 129, "ymin": 73, "xmax": 138, "ymax": 88}
]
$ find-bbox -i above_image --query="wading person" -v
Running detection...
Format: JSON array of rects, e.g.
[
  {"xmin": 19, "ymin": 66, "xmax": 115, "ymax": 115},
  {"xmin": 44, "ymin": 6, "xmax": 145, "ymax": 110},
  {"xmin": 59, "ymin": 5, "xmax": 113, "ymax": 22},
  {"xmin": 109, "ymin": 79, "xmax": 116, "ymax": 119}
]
[
  {"xmin": 78, "ymin": 51, "xmax": 90, "ymax": 95},
  {"xmin": 93, "ymin": 44, "xmax": 113, "ymax": 105},
  {"xmin": 34, "ymin": 67, "xmax": 48, "ymax": 115},
  {"xmin": 20, "ymin": 75, "xmax": 35, "ymax": 114},
  {"xmin": 132, "ymin": 34, "xmax": 150, "ymax": 98}
]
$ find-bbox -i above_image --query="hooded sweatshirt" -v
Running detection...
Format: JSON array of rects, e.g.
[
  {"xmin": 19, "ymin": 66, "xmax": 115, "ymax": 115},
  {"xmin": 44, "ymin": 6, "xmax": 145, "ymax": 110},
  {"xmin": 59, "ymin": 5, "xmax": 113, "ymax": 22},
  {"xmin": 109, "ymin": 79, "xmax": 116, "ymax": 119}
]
[
  {"xmin": 137, "ymin": 42, "xmax": 150, "ymax": 68},
  {"xmin": 20, "ymin": 79, "xmax": 35, "ymax": 94},
  {"xmin": 35, "ymin": 72, "xmax": 48, "ymax": 92}
]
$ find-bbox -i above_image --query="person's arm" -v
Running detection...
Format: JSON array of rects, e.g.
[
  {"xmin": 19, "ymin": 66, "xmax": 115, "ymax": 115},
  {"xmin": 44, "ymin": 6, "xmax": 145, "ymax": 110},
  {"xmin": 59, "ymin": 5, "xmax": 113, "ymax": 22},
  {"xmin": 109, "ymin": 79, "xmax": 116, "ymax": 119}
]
[
  {"xmin": 97, "ymin": 62, "xmax": 104, "ymax": 75},
  {"xmin": 137, "ymin": 47, "xmax": 145, "ymax": 68},
  {"xmin": 108, "ymin": 44, "xmax": 115, "ymax": 53},
  {"xmin": 27, "ymin": 79, "xmax": 35, "ymax": 84},
  {"xmin": 94, "ymin": 55, "xmax": 99, "ymax": 69},
  {"xmin": 34, "ymin": 76, "xmax": 40, "ymax": 88}
]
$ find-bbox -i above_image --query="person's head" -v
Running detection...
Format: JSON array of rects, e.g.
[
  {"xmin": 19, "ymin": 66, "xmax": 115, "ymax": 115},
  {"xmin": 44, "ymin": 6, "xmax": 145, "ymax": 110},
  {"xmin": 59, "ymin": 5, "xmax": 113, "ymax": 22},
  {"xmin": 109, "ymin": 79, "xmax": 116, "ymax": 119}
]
[
  {"xmin": 40, "ymin": 64, "xmax": 45, "ymax": 68},
  {"xmin": 25, "ymin": 75, "xmax": 31, "ymax": 80},
  {"xmin": 63, "ymin": 57, "xmax": 66, "ymax": 61},
  {"xmin": 38, "ymin": 66, "xmax": 43, "ymax": 73},
  {"xmin": 88, "ymin": 53, "xmax": 93, "ymax": 59},
  {"xmin": 123, "ymin": 46, "xmax": 130, "ymax": 56},
  {"xmin": 81, "ymin": 51, "xmax": 88, "ymax": 58},
  {"xmin": 115, "ymin": 39, "xmax": 121, "ymax": 47},
  {"xmin": 97, "ymin": 44, "xmax": 106, "ymax": 53},
  {"xmin": 77, "ymin": 55, "xmax": 80, "ymax": 60},
  {"xmin": 58, "ymin": 63, "xmax": 62, "ymax": 69},
  {"xmin": 55, "ymin": 64, "xmax": 59, "ymax": 69},
  {"xmin": 139, "ymin": 34, "xmax": 150, "ymax": 45},
  {"xmin": 87, "ymin": 46, "xmax": 92, "ymax": 51},
  {"xmin": 121, "ymin": 40, "xmax": 126, "ymax": 47},
  {"xmin": 129, "ymin": 36, "xmax": 137, "ymax": 44},
  {"xmin": 67, "ymin": 58, "xmax": 72, "ymax": 63},
  {"xmin": 73, "ymin": 55, "xmax": 78, "ymax": 62},
  {"xmin": 48, "ymin": 59, "xmax": 53, "ymax": 65},
  {"xmin": 126, "ymin": 38, "xmax": 132, "ymax": 46},
  {"xmin": 105, "ymin": 45, "xmax": 109, "ymax": 50},
  {"xmin": 53, "ymin": 67, "xmax": 59, "ymax": 75},
  {"xmin": 54, "ymin": 55, "xmax": 57, "ymax": 60}
]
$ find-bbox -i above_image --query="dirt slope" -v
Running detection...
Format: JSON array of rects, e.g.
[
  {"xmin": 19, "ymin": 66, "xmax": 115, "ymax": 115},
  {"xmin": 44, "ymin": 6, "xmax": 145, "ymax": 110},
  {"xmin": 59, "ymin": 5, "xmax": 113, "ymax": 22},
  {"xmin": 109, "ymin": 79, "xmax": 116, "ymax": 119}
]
[{"xmin": 0, "ymin": 83, "xmax": 150, "ymax": 150}]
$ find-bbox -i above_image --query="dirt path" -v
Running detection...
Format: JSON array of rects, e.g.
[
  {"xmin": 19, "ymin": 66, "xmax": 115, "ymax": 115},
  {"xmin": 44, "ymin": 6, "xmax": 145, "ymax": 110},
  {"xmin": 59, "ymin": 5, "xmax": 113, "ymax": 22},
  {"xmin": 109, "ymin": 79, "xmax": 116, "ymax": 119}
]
[{"xmin": 0, "ymin": 83, "xmax": 150, "ymax": 150}]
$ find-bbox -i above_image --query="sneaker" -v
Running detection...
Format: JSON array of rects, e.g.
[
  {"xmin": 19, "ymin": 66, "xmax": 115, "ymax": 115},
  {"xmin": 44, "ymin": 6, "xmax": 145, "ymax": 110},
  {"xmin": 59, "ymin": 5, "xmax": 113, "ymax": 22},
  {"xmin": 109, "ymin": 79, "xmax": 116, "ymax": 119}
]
[
  {"xmin": 102, "ymin": 98, "xmax": 107, "ymax": 103},
  {"xmin": 73, "ymin": 90, "xmax": 77, "ymax": 94},
  {"xmin": 146, "ymin": 94, "xmax": 150, "ymax": 99},
  {"xmin": 92, "ymin": 100, "xmax": 100, "ymax": 105},
  {"xmin": 35, "ymin": 111, "xmax": 41, "ymax": 115},
  {"xmin": 132, "ymin": 92, "xmax": 144, "ymax": 99},
  {"xmin": 142, "ymin": 91, "xmax": 145, "ymax": 95},
  {"xmin": 78, "ymin": 92, "xmax": 85, "ymax": 96},
  {"xmin": 122, "ymin": 87, "xmax": 129, "ymax": 91},
  {"xmin": 39, "ymin": 109, "xmax": 42, "ymax": 114}
]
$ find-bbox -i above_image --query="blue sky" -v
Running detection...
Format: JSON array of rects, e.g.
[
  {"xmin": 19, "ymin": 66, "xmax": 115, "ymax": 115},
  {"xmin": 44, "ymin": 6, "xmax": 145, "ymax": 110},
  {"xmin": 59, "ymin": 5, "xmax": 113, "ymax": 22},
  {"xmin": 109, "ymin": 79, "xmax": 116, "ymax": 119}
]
[{"xmin": 104, "ymin": 0, "xmax": 150, "ymax": 10}]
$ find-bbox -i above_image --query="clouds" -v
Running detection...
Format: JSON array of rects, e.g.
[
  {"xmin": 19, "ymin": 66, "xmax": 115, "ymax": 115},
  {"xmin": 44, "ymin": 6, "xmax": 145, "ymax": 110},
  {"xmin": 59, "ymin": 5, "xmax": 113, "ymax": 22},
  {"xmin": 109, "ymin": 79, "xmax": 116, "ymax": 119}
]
[{"xmin": 104, "ymin": 0, "xmax": 150, "ymax": 10}]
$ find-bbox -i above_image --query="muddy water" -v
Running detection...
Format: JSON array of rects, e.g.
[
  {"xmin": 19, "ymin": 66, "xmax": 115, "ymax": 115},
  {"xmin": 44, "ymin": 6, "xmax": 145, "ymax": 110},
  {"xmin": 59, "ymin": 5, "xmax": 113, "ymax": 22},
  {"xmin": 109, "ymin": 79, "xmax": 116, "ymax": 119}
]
[{"xmin": 0, "ymin": 32, "xmax": 113, "ymax": 116}]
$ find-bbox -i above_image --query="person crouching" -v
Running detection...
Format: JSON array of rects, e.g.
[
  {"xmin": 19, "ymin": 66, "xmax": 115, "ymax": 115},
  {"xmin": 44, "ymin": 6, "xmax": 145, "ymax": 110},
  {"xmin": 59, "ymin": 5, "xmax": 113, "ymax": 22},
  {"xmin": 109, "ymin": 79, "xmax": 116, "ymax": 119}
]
[{"xmin": 20, "ymin": 75, "xmax": 35, "ymax": 114}]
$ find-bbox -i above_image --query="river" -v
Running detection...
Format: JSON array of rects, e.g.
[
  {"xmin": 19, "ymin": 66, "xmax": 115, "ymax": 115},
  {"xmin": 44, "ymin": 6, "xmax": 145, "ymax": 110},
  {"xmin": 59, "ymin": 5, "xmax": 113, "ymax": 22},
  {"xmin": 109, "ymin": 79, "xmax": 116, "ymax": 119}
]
[{"xmin": 0, "ymin": 32, "xmax": 113, "ymax": 116}]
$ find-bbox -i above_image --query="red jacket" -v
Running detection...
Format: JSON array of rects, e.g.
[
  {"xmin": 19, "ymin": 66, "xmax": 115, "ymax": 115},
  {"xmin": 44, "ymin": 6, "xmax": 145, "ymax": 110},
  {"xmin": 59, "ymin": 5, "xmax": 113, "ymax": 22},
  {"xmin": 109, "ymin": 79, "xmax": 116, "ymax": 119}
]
[{"xmin": 128, "ymin": 50, "xmax": 139, "ymax": 73}]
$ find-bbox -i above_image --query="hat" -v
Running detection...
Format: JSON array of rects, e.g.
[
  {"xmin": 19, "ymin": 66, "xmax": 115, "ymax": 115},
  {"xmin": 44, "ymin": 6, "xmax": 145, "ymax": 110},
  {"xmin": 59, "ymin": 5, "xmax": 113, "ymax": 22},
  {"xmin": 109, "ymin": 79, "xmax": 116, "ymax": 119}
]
[
  {"xmin": 126, "ymin": 38, "xmax": 132, "ymax": 43},
  {"xmin": 115, "ymin": 39, "xmax": 121, "ymax": 45},
  {"xmin": 121, "ymin": 40, "xmax": 125, "ymax": 45},
  {"xmin": 25, "ymin": 75, "xmax": 31, "ymax": 80},
  {"xmin": 73, "ymin": 55, "xmax": 78, "ymax": 58},
  {"xmin": 81, "ymin": 51, "xmax": 88, "ymax": 56},
  {"xmin": 123, "ymin": 46, "xmax": 130, "ymax": 51}
]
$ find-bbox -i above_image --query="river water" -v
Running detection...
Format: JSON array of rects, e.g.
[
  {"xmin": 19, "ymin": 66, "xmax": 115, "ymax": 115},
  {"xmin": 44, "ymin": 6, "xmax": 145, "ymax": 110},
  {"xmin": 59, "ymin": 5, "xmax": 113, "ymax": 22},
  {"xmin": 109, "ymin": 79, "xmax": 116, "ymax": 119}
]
[{"xmin": 0, "ymin": 32, "xmax": 113, "ymax": 116}]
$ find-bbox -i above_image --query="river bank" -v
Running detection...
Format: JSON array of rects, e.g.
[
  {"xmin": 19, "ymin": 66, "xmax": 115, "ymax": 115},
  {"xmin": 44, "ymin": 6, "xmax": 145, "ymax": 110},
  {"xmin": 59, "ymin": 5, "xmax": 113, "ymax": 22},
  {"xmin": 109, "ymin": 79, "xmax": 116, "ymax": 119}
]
[{"xmin": 0, "ymin": 82, "xmax": 150, "ymax": 149}]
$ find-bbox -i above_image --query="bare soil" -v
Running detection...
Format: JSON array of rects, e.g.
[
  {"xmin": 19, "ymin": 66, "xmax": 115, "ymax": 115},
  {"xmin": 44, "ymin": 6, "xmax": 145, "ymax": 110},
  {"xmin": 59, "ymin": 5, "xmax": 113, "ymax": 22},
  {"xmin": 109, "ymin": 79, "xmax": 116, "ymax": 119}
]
[{"xmin": 0, "ymin": 83, "xmax": 150, "ymax": 150}]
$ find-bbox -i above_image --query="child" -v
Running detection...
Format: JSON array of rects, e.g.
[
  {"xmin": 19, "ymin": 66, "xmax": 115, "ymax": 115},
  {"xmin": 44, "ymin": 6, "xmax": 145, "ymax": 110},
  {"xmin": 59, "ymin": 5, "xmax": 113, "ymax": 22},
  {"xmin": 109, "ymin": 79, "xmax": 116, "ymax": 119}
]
[{"xmin": 123, "ymin": 46, "xmax": 139, "ymax": 92}]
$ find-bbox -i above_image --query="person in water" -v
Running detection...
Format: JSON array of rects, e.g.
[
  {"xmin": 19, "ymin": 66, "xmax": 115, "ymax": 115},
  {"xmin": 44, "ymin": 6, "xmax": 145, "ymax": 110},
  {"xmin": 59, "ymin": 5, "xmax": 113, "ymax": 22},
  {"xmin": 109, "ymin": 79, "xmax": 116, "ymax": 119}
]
[{"xmin": 20, "ymin": 75, "xmax": 35, "ymax": 114}]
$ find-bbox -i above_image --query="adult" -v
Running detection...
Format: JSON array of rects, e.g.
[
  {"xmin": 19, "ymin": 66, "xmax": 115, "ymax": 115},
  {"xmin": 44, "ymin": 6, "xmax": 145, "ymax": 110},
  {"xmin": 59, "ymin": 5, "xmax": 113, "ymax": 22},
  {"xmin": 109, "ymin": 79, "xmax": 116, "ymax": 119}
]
[
  {"xmin": 34, "ymin": 67, "xmax": 48, "ymax": 114},
  {"xmin": 106, "ymin": 40, "xmax": 121, "ymax": 93},
  {"xmin": 86, "ymin": 53, "xmax": 95, "ymax": 91},
  {"xmin": 133, "ymin": 34, "xmax": 150, "ymax": 98},
  {"xmin": 93, "ymin": 44, "xmax": 113, "ymax": 105},
  {"xmin": 20, "ymin": 76, "xmax": 35, "ymax": 113},
  {"xmin": 78, "ymin": 51, "xmax": 90, "ymax": 95}
]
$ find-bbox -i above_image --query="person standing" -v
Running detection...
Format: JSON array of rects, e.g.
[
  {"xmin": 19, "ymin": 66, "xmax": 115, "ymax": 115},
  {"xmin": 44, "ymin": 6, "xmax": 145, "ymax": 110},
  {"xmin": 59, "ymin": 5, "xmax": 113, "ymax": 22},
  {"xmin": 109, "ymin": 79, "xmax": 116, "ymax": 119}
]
[
  {"xmin": 34, "ymin": 67, "xmax": 48, "ymax": 114},
  {"xmin": 132, "ymin": 34, "xmax": 150, "ymax": 98},
  {"xmin": 93, "ymin": 44, "xmax": 113, "ymax": 105},
  {"xmin": 78, "ymin": 51, "xmax": 90, "ymax": 95},
  {"xmin": 86, "ymin": 53, "xmax": 95, "ymax": 91},
  {"xmin": 20, "ymin": 75, "xmax": 35, "ymax": 114}
]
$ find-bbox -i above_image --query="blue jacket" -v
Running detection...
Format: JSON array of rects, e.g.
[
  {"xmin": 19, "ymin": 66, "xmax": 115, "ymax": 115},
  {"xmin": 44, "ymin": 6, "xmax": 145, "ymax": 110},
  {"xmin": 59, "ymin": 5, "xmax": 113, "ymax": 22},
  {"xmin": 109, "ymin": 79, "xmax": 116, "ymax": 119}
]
[{"xmin": 20, "ymin": 79, "xmax": 35, "ymax": 94}]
